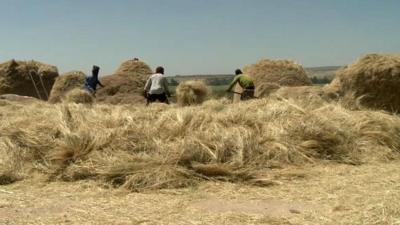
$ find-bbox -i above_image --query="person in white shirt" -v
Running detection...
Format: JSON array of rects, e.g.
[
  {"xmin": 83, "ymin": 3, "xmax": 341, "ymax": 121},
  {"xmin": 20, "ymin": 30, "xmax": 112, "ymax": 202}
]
[{"xmin": 144, "ymin": 66, "xmax": 171, "ymax": 104}]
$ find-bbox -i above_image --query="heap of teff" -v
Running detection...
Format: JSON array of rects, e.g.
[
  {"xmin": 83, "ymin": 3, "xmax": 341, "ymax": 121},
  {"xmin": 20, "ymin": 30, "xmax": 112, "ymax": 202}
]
[
  {"xmin": 325, "ymin": 54, "xmax": 400, "ymax": 112},
  {"xmin": 0, "ymin": 60, "xmax": 59, "ymax": 100},
  {"xmin": 96, "ymin": 60, "xmax": 153, "ymax": 104},
  {"xmin": 176, "ymin": 80, "xmax": 210, "ymax": 106},
  {"xmin": 243, "ymin": 59, "xmax": 312, "ymax": 97},
  {"xmin": 48, "ymin": 71, "xmax": 86, "ymax": 103}
]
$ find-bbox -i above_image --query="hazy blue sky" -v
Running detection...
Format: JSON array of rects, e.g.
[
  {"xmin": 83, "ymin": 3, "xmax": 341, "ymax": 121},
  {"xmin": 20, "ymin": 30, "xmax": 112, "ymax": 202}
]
[{"xmin": 0, "ymin": 0, "xmax": 399, "ymax": 75}]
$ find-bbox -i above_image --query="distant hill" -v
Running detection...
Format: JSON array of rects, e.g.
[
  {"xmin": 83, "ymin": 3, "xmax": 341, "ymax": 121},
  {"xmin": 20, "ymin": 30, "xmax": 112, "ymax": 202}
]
[
  {"xmin": 167, "ymin": 66, "xmax": 342, "ymax": 86},
  {"xmin": 305, "ymin": 66, "xmax": 341, "ymax": 79}
]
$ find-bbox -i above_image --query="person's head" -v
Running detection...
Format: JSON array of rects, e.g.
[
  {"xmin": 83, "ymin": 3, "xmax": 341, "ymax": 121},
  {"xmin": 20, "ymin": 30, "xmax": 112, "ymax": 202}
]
[
  {"xmin": 92, "ymin": 65, "xmax": 100, "ymax": 76},
  {"xmin": 235, "ymin": 69, "xmax": 243, "ymax": 75},
  {"xmin": 156, "ymin": 66, "xmax": 164, "ymax": 75}
]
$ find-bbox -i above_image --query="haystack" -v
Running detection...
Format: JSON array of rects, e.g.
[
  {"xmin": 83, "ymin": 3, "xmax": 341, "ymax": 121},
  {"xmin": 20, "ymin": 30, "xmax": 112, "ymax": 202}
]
[
  {"xmin": 64, "ymin": 88, "xmax": 94, "ymax": 104},
  {"xmin": 176, "ymin": 80, "xmax": 210, "ymax": 106},
  {"xmin": 0, "ymin": 59, "xmax": 58, "ymax": 100},
  {"xmin": 325, "ymin": 54, "xmax": 400, "ymax": 112},
  {"xmin": 48, "ymin": 71, "xmax": 86, "ymax": 103},
  {"xmin": 243, "ymin": 59, "xmax": 312, "ymax": 97},
  {"xmin": 96, "ymin": 60, "xmax": 152, "ymax": 104}
]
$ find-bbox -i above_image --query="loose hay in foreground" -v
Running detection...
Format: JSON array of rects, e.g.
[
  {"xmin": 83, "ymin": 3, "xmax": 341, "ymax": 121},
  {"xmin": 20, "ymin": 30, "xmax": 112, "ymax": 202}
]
[
  {"xmin": 176, "ymin": 80, "xmax": 210, "ymax": 106},
  {"xmin": 0, "ymin": 97, "xmax": 400, "ymax": 190},
  {"xmin": 64, "ymin": 89, "xmax": 94, "ymax": 104}
]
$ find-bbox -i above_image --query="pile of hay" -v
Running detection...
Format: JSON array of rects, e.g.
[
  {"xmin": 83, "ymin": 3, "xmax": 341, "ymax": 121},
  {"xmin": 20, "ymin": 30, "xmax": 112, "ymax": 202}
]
[
  {"xmin": 48, "ymin": 71, "xmax": 86, "ymax": 103},
  {"xmin": 325, "ymin": 54, "xmax": 400, "ymax": 112},
  {"xmin": 1, "ymin": 96, "xmax": 400, "ymax": 190},
  {"xmin": 243, "ymin": 59, "xmax": 312, "ymax": 97},
  {"xmin": 176, "ymin": 80, "xmax": 210, "ymax": 106},
  {"xmin": 0, "ymin": 59, "xmax": 58, "ymax": 100},
  {"xmin": 1, "ymin": 97, "xmax": 400, "ymax": 190},
  {"xmin": 95, "ymin": 60, "xmax": 153, "ymax": 104},
  {"xmin": 64, "ymin": 88, "xmax": 94, "ymax": 104}
]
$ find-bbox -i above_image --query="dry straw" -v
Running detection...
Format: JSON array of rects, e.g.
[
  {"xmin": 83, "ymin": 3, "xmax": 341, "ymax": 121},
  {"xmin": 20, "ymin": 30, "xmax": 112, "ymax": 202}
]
[
  {"xmin": 176, "ymin": 80, "xmax": 210, "ymax": 106},
  {"xmin": 1, "ymin": 95, "xmax": 400, "ymax": 191},
  {"xmin": 325, "ymin": 54, "xmax": 400, "ymax": 112},
  {"xmin": 0, "ymin": 60, "xmax": 58, "ymax": 100},
  {"xmin": 48, "ymin": 71, "xmax": 86, "ymax": 103},
  {"xmin": 243, "ymin": 59, "xmax": 312, "ymax": 97},
  {"xmin": 64, "ymin": 88, "xmax": 94, "ymax": 104},
  {"xmin": 95, "ymin": 60, "xmax": 152, "ymax": 105}
]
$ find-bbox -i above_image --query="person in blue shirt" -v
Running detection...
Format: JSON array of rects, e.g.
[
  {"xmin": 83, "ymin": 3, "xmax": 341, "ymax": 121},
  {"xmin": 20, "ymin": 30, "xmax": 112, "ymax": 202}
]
[{"xmin": 84, "ymin": 65, "xmax": 104, "ymax": 95}]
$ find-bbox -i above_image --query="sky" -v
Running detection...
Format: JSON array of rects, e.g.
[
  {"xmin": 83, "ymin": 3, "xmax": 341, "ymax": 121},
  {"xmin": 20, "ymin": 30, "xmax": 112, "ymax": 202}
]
[{"xmin": 0, "ymin": 0, "xmax": 399, "ymax": 76}]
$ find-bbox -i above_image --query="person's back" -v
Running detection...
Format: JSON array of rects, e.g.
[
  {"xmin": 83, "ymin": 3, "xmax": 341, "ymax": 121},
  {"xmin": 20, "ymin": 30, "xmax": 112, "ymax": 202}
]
[
  {"xmin": 84, "ymin": 65, "xmax": 104, "ymax": 94},
  {"xmin": 144, "ymin": 66, "xmax": 170, "ymax": 104},
  {"xmin": 227, "ymin": 69, "xmax": 255, "ymax": 101},
  {"xmin": 147, "ymin": 73, "xmax": 167, "ymax": 95}
]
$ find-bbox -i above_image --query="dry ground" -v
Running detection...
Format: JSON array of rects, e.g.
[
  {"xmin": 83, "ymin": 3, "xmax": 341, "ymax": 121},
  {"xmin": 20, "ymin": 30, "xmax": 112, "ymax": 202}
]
[{"xmin": 1, "ymin": 161, "xmax": 399, "ymax": 225}]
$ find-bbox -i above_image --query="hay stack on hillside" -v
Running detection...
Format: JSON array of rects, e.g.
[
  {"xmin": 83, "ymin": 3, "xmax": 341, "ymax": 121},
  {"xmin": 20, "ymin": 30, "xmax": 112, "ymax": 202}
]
[
  {"xmin": 48, "ymin": 71, "xmax": 86, "ymax": 103},
  {"xmin": 96, "ymin": 60, "xmax": 152, "ymax": 104},
  {"xmin": 243, "ymin": 59, "xmax": 312, "ymax": 97},
  {"xmin": 176, "ymin": 80, "xmax": 210, "ymax": 106},
  {"xmin": 325, "ymin": 54, "xmax": 400, "ymax": 112},
  {"xmin": 0, "ymin": 60, "xmax": 58, "ymax": 100}
]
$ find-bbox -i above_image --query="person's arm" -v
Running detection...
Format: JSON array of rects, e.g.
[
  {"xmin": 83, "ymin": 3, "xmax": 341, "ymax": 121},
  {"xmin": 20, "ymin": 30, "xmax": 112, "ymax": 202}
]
[
  {"xmin": 97, "ymin": 80, "xmax": 105, "ymax": 87},
  {"xmin": 144, "ymin": 77, "xmax": 152, "ymax": 93},
  {"xmin": 226, "ymin": 76, "xmax": 240, "ymax": 92},
  {"xmin": 162, "ymin": 77, "xmax": 171, "ymax": 96}
]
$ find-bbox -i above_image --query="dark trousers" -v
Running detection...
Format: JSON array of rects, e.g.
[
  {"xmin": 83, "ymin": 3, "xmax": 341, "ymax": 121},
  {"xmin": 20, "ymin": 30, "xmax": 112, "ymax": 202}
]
[
  {"xmin": 147, "ymin": 93, "xmax": 169, "ymax": 104},
  {"xmin": 241, "ymin": 87, "xmax": 255, "ymax": 101}
]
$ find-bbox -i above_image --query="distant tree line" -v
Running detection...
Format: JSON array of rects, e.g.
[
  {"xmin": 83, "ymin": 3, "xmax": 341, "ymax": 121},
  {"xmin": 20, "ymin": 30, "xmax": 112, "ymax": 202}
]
[{"xmin": 310, "ymin": 76, "xmax": 332, "ymax": 84}]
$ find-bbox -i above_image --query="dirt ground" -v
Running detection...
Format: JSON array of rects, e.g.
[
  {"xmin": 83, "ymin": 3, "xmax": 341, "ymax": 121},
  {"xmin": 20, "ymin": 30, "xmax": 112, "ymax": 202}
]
[{"xmin": 1, "ymin": 161, "xmax": 399, "ymax": 225}]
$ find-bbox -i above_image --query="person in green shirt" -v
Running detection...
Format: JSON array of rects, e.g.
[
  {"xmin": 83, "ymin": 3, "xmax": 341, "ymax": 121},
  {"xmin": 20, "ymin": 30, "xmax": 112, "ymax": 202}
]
[{"xmin": 226, "ymin": 69, "xmax": 255, "ymax": 100}]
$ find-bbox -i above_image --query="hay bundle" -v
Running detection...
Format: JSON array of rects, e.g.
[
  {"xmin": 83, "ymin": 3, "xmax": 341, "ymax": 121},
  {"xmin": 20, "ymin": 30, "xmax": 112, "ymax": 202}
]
[
  {"xmin": 95, "ymin": 60, "xmax": 153, "ymax": 104},
  {"xmin": 0, "ymin": 59, "xmax": 58, "ymax": 100},
  {"xmin": 243, "ymin": 59, "xmax": 312, "ymax": 97},
  {"xmin": 64, "ymin": 88, "xmax": 94, "ymax": 104},
  {"xmin": 325, "ymin": 54, "xmax": 400, "ymax": 112},
  {"xmin": 48, "ymin": 71, "xmax": 86, "ymax": 103},
  {"xmin": 176, "ymin": 80, "xmax": 210, "ymax": 106},
  {"xmin": 0, "ymin": 94, "xmax": 41, "ymax": 103}
]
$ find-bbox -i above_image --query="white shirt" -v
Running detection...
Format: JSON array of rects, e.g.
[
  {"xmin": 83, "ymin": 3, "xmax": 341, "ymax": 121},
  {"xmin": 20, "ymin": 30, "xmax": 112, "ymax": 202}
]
[{"xmin": 144, "ymin": 73, "xmax": 170, "ymax": 95}]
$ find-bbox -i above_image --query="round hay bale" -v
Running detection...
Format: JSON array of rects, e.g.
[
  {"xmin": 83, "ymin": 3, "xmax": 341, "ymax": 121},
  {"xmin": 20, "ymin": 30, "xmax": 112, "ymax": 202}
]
[
  {"xmin": 326, "ymin": 54, "xmax": 400, "ymax": 112},
  {"xmin": 0, "ymin": 59, "xmax": 58, "ymax": 100},
  {"xmin": 96, "ymin": 60, "xmax": 153, "ymax": 105},
  {"xmin": 48, "ymin": 71, "xmax": 86, "ymax": 103},
  {"xmin": 64, "ymin": 88, "xmax": 94, "ymax": 104},
  {"xmin": 243, "ymin": 59, "xmax": 312, "ymax": 97},
  {"xmin": 176, "ymin": 80, "xmax": 210, "ymax": 106}
]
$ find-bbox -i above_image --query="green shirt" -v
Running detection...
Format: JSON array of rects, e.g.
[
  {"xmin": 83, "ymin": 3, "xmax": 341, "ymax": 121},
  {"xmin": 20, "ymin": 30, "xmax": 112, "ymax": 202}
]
[{"xmin": 227, "ymin": 74, "xmax": 254, "ymax": 91}]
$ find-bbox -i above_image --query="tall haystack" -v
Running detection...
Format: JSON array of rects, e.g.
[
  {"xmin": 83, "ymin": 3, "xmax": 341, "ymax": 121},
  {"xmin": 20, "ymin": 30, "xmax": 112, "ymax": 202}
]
[
  {"xmin": 0, "ymin": 59, "xmax": 58, "ymax": 100},
  {"xmin": 48, "ymin": 71, "xmax": 86, "ymax": 103},
  {"xmin": 325, "ymin": 54, "xmax": 400, "ymax": 112},
  {"xmin": 96, "ymin": 60, "xmax": 152, "ymax": 104},
  {"xmin": 176, "ymin": 80, "xmax": 210, "ymax": 106},
  {"xmin": 243, "ymin": 59, "xmax": 312, "ymax": 97}
]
